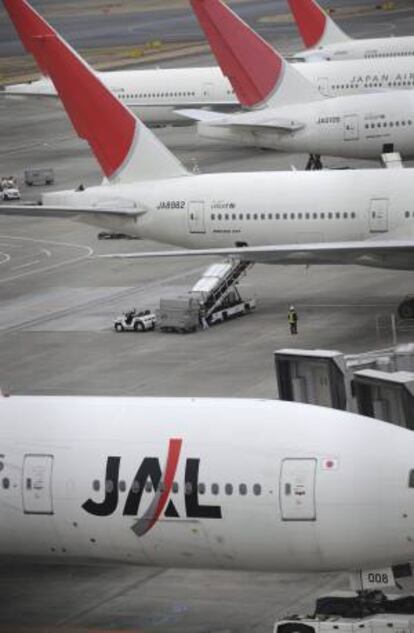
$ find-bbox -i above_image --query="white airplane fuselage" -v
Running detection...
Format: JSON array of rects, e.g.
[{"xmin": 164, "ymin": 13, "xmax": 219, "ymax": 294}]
[
  {"xmin": 197, "ymin": 90, "xmax": 414, "ymax": 159},
  {"xmin": 296, "ymin": 35, "xmax": 414, "ymax": 63},
  {"xmin": 2, "ymin": 396, "xmax": 414, "ymax": 572},
  {"xmin": 45, "ymin": 169, "xmax": 414, "ymax": 269},
  {"xmin": 7, "ymin": 54, "xmax": 414, "ymax": 124}
]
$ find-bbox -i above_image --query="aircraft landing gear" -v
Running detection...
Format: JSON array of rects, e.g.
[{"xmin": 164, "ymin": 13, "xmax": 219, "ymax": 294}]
[
  {"xmin": 305, "ymin": 154, "xmax": 323, "ymax": 170},
  {"xmin": 398, "ymin": 296, "xmax": 414, "ymax": 320}
]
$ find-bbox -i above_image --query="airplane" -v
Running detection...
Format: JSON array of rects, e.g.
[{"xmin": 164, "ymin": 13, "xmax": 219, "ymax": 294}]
[
  {"xmin": 182, "ymin": 0, "xmax": 414, "ymax": 164},
  {"xmin": 6, "ymin": 1, "xmax": 414, "ymax": 126},
  {"xmin": 2, "ymin": 0, "xmax": 414, "ymax": 318},
  {"xmin": 289, "ymin": 0, "xmax": 414, "ymax": 62},
  {"xmin": 2, "ymin": 392, "xmax": 414, "ymax": 576}
]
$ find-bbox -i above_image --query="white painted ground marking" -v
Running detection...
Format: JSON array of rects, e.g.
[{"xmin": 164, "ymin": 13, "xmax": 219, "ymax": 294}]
[{"xmin": 0, "ymin": 234, "xmax": 93, "ymax": 283}]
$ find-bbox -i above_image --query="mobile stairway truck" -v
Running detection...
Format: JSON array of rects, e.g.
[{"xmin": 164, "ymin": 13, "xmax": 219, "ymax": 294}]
[{"xmin": 157, "ymin": 259, "xmax": 256, "ymax": 333}]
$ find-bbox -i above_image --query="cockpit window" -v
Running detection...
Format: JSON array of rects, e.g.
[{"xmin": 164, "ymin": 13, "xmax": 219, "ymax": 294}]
[{"xmin": 408, "ymin": 470, "xmax": 414, "ymax": 488}]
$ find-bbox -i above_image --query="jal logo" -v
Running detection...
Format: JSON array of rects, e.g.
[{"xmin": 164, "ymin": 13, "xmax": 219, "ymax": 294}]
[{"xmin": 82, "ymin": 439, "xmax": 222, "ymax": 536}]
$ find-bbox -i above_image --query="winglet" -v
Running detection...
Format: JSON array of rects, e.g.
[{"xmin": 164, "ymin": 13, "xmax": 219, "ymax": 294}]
[
  {"xmin": 190, "ymin": 0, "xmax": 323, "ymax": 108},
  {"xmin": 3, "ymin": 0, "xmax": 188, "ymax": 183},
  {"xmin": 287, "ymin": 0, "xmax": 350, "ymax": 49}
]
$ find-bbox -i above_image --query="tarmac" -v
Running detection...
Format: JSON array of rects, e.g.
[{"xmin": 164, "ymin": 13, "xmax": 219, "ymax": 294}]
[{"xmin": 0, "ymin": 2, "xmax": 414, "ymax": 631}]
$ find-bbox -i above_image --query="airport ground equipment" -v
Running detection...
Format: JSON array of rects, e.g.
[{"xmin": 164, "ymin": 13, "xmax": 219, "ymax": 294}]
[
  {"xmin": 0, "ymin": 176, "xmax": 20, "ymax": 201},
  {"xmin": 113, "ymin": 309, "xmax": 156, "ymax": 332},
  {"xmin": 24, "ymin": 168, "xmax": 54, "ymax": 186},
  {"xmin": 274, "ymin": 344, "xmax": 414, "ymax": 428},
  {"xmin": 353, "ymin": 370, "xmax": 414, "ymax": 429},
  {"xmin": 274, "ymin": 591, "xmax": 414, "ymax": 633},
  {"xmin": 157, "ymin": 259, "xmax": 255, "ymax": 332}
]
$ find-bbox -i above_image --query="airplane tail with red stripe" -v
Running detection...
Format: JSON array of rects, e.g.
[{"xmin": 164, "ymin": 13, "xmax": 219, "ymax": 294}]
[
  {"xmin": 287, "ymin": 0, "xmax": 350, "ymax": 50},
  {"xmin": 190, "ymin": 0, "xmax": 322, "ymax": 109},
  {"xmin": 3, "ymin": 0, "xmax": 188, "ymax": 184}
]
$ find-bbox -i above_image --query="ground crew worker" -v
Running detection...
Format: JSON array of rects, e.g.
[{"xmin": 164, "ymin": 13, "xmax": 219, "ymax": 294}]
[
  {"xmin": 199, "ymin": 302, "xmax": 208, "ymax": 330},
  {"xmin": 288, "ymin": 306, "xmax": 298, "ymax": 335}
]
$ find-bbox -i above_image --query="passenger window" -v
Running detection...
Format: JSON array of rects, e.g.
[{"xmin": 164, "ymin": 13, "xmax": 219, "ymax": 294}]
[
  {"xmin": 225, "ymin": 483, "xmax": 233, "ymax": 495},
  {"xmin": 145, "ymin": 481, "xmax": 152, "ymax": 492},
  {"xmin": 198, "ymin": 483, "xmax": 206, "ymax": 494},
  {"xmin": 131, "ymin": 480, "xmax": 140, "ymax": 493},
  {"xmin": 93, "ymin": 479, "xmax": 100, "ymax": 491},
  {"xmin": 105, "ymin": 480, "xmax": 114, "ymax": 493},
  {"xmin": 253, "ymin": 484, "xmax": 262, "ymax": 496},
  {"xmin": 119, "ymin": 480, "xmax": 126, "ymax": 492},
  {"xmin": 185, "ymin": 482, "xmax": 193, "ymax": 495},
  {"xmin": 409, "ymin": 470, "xmax": 414, "ymax": 488},
  {"xmin": 211, "ymin": 483, "xmax": 219, "ymax": 495},
  {"xmin": 2, "ymin": 478, "xmax": 9, "ymax": 489},
  {"xmin": 239, "ymin": 483, "xmax": 247, "ymax": 495},
  {"xmin": 172, "ymin": 482, "xmax": 179, "ymax": 494}
]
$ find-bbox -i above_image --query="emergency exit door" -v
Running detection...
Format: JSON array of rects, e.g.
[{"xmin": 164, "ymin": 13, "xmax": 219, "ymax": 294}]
[
  {"xmin": 188, "ymin": 201, "xmax": 206, "ymax": 234},
  {"xmin": 344, "ymin": 115, "xmax": 359, "ymax": 141},
  {"xmin": 280, "ymin": 459, "xmax": 316, "ymax": 521},
  {"xmin": 22, "ymin": 454, "xmax": 54, "ymax": 515},
  {"xmin": 317, "ymin": 77, "xmax": 330, "ymax": 96},
  {"xmin": 369, "ymin": 198, "xmax": 389, "ymax": 233}
]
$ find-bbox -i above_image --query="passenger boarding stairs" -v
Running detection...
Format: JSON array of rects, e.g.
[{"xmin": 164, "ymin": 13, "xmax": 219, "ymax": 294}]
[{"xmin": 190, "ymin": 259, "xmax": 253, "ymax": 317}]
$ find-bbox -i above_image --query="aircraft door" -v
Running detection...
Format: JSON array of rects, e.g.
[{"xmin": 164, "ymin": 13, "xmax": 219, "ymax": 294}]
[
  {"xmin": 317, "ymin": 77, "xmax": 330, "ymax": 97},
  {"xmin": 280, "ymin": 459, "xmax": 316, "ymax": 521},
  {"xmin": 22, "ymin": 454, "xmax": 54, "ymax": 515},
  {"xmin": 188, "ymin": 201, "xmax": 206, "ymax": 234},
  {"xmin": 369, "ymin": 198, "xmax": 389, "ymax": 233},
  {"xmin": 344, "ymin": 115, "xmax": 359, "ymax": 141}
]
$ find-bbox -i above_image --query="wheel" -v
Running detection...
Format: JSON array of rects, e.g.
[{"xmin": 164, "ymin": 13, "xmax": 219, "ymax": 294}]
[
  {"xmin": 134, "ymin": 321, "xmax": 144, "ymax": 332},
  {"xmin": 398, "ymin": 300, "xmax": 414, "ymax": 320},
  {"xmin": 114, "ymin": 323, "xmax": 123, "ymax": 332}
]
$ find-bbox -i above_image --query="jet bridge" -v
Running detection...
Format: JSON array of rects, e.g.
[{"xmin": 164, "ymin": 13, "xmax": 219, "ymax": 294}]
[
  {"xmin": 353, "ymin": 369, "xmax": 414, "ymax": 430},
  {"xmin": 274, "ymin": 345, "xmax": 414, "ymax": 428},
  {"xmin": 274, "ymin": 349, "xmax": 348, "ymax": 410}
]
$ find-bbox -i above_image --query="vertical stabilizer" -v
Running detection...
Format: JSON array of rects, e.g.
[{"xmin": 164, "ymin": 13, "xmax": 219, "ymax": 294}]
[
  {"xmin": 3, "ymin": 0, "xmax": 188, "ymax": 183},
  {"xmin": 190, "ymin": 0, "xmax": 323, "ymax": 108},
  {"xmin": 288, "ymin": 0, "xmax": 350, "ymax": 49}
]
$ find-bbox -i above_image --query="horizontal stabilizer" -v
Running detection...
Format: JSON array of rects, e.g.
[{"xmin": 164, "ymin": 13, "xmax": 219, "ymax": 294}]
[
  {"xmin": 177, "ymin": 109, "xmax": 304, "ymax": 132},
  {"xmin": 175, "ymin": 109, "xmax": 229, "ymax": 122},
  {"xmin": 102, "ymin": 239, "xmax": 414, "ymax": 270},
  {"xmin": 0, "ymin": 204, "xmax": 148, "ymax": 220}
]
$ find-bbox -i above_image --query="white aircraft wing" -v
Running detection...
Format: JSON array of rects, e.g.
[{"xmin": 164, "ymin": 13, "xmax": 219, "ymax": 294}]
[
  {"xmin": 176, "ymin": 109, "xmax": 305, "ymax": 132},
  {"xmin": 0, "ymin": 204, "xmax": 148, "ymax": 221},
  {"xmin": 102, "ymin": 240, "xmax": 414, "ymax": 269}
]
